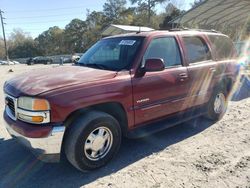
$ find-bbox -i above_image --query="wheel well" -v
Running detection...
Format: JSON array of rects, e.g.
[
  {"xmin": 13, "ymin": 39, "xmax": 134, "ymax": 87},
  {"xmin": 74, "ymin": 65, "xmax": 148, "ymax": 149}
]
[
  {"xmin": 60, "ymin": 102, "xmax": 128, "ymax": 159},
  {"xmin": 63, "ymin": 102, "xmax": 128, "ymax": 136}
]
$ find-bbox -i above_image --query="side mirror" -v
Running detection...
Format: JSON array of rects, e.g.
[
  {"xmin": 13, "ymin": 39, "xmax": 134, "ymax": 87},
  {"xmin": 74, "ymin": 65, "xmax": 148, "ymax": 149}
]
[{"xmin": 143, "ymin": 58, "xmax": 165, "ymax": 72}]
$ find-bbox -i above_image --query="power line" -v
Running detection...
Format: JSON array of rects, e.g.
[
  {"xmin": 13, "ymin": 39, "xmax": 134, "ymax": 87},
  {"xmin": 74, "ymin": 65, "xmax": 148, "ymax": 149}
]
[
  {"xmin": 5, "ymin": 28, "xmax": 51, "ymax": 31},
  {"xmin": 7, "ymin": 12, "xmax": 84, "ymax": 20},
  {"xmin": 7, "ymin": 19, "xmax": 72, "ymax": 25},
  {"xmin": 5, "ymin": 5, "xmax": 91, "ymax": 13}
]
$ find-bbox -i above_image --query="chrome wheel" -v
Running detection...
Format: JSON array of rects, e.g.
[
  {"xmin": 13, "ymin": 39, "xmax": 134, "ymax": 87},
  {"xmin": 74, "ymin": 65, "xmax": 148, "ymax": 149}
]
[
  {"xmin": 214, "ymin": 93, "xmax": 226, "ymax": 114},
  {"xmin": 84, "ymin": 127, "xmax": 113, "ymax": 161}
]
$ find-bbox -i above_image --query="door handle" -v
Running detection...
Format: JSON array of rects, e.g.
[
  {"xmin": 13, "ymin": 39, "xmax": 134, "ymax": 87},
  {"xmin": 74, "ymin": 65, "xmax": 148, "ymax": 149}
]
[
  {"xmin": 210, "ymin": 67, "xmax": 216, "ymax": 72},
  {"xmin": 179, "ymin": 73, "xmax": 188, "ymax": 82},
  {"xmin": 179, "ymin": 73, "xmax": 188, "ymax": 78}
]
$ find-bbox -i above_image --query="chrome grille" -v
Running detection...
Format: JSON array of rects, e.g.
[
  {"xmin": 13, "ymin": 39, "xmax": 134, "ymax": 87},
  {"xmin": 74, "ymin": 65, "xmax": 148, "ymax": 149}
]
[
  {"xmin": 6, "ymin": 97, "xmax": 15, "ymax": 116},
  {"xmin": 5, "ymin": 94, "xmax": 17, "ymax": 120}
]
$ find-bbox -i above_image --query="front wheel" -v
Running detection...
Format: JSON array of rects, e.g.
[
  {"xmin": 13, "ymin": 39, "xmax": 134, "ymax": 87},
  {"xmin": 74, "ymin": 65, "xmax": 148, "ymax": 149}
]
[
  {"xmin": 206, "ymin": 87, "xmax": 228, "ymax": 121},
  {"xmin": 64, "ymin": 111, "xmax": 121, "ymax": 172}
]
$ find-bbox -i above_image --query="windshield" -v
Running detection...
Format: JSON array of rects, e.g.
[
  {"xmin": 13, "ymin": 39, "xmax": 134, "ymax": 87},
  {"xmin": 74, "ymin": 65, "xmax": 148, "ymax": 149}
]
[{"xmin": 78, "ymin": 37, "xmax": 143, "ymax": 71}]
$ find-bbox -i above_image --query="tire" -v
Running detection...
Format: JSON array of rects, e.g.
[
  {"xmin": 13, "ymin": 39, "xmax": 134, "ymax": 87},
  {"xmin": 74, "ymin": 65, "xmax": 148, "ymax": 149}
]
[
  {"xmin": 64, "ymin": 111, "xmax": 121, "ymax": 172},
  {"xmin": 206, "ymin": 86, "xmax": 228, "ymax": 121}
]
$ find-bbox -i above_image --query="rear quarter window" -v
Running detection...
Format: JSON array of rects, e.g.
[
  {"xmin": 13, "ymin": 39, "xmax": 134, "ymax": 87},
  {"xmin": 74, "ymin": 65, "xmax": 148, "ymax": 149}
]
[{"xmin": 208, "ymin": 35, "xmax": 235, "ymax": 60}]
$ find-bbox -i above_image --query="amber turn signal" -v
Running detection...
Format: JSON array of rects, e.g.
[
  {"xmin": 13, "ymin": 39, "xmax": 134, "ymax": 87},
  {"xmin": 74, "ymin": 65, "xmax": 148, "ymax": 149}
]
[
  {"xmin": 32, "ymin": 116, "xmax": 44, "ymax": 123},
  {"xmin": 33, "ymin": 99, "xmax": 50, "ymax": 111}
]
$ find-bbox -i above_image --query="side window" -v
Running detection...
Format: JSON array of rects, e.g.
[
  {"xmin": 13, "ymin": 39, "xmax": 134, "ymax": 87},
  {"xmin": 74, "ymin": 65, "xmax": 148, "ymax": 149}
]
[
  {"xmin": 143, "ymin": 37, "xmax": 182, "ymax": 67},
  {"xmin": 183, "ymin": 37, "xmax": 211, "ymax": 64},
  {"xmin": 208, "ymin": 35, "xmax": 235, "ymax": 60}
]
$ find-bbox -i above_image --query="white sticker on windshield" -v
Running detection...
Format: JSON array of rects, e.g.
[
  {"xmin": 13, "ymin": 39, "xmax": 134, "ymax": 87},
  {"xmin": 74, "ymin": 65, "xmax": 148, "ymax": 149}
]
[{"xmin": 119, "ymin": 40, "xmax": 136, "ymax": 46}]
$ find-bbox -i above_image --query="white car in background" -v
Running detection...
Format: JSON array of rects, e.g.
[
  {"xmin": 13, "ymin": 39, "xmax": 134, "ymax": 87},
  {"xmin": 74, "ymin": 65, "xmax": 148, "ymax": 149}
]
[
  {"xmin": 0, "ymin": 60, "xmax": 20, "ymax": 65},
  {"xmin": 12, "ymin": 60, "xmax": 20, "ymax": 64},
  {"xmin": 0, "ymin": 60, "xmax": 9, "ymax": 65}
]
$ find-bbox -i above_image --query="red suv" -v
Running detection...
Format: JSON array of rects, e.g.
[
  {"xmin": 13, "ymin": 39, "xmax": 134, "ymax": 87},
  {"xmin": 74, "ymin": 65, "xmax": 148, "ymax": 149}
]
[{"xmin": 3, "ymin": 30, "xmax": 238, "ymax": 171}]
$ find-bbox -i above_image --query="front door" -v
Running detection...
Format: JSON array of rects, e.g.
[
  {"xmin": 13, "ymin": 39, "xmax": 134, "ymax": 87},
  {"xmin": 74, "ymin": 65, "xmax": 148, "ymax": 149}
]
[{"xmin": 132, "ymin": 36, "xmax": 191, "ymax": 126}]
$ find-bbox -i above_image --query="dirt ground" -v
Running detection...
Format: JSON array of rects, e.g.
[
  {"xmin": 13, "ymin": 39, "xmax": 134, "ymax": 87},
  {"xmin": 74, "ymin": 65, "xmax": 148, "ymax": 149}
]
[{"xmin": 0, "ymin": 64, "xmax": 249, "ymax": 188}]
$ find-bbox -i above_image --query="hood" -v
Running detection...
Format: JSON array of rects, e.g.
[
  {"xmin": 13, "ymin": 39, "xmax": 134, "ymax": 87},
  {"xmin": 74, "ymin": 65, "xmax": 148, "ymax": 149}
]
[{"xmin": 5, "ymin": 66, "xmax": 117, "ymax": 96}]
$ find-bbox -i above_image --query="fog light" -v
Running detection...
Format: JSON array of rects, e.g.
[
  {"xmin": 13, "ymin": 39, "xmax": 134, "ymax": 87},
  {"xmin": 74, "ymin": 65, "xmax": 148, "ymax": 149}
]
[
  {"xmin": 32, "ymin": 116, "xmax": 44, "ymax": 123},
  {"xmin": 18, "ymin": 113, "xmax": 44, "ymax": 123}
]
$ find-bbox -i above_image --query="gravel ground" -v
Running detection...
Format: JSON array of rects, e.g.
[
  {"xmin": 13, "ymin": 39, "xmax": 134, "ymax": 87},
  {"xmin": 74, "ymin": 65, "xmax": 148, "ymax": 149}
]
[{"xmin": 0, "ymin": 64, "xmax": 249, "ymax": 188}]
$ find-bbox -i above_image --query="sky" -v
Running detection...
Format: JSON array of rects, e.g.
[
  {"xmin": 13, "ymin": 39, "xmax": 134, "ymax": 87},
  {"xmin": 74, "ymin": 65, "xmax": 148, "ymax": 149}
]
[{"xmin": 0, "ymin": 0, "xmax": 194, "ymax": 39}]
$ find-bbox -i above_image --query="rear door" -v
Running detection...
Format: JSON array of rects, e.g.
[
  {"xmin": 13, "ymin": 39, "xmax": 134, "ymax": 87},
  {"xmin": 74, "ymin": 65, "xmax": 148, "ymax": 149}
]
[
  {"xmin": 132, "ymin": 36, "xmax": 191, "ymax": 126},
  {"xmin": 180, "ymin": 35, "xmax": 217, "ymax": 107}
]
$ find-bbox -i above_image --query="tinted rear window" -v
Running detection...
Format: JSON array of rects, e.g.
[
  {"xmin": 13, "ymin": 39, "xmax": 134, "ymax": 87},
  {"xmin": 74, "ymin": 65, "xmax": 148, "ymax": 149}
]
[
  {"xmin": 208, "ymin": 35, "xmax": 235, "ymax": 60},
  {"xmin": 183, "ymin": 36, "xmax": 211, "ymax": 64}
]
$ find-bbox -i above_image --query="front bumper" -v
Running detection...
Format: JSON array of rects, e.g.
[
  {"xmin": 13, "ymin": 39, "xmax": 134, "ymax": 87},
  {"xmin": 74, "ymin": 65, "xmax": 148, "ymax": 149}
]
[{"xmin": 3, "ymin": 111, "xmax": 65, "ymax": 162}]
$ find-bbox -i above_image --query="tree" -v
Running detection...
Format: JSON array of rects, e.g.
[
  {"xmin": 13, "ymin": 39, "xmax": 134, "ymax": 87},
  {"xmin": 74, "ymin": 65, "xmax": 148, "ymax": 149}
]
[
  {"xmin": 64, "ymin": 19, "xmax": 87, "ymax": 53},
  {"xmin": 159, "ymin": 4, "xmax": 183, "ymax": 29},
  {"xmin": 103, "ymin": 0, "xmax": 127, "ymax": 24},
  {"xmin": 82, "ymin": 11, "xmax": 108, "ymax": 50},
  {"xmin": 8, "ymin": 29, "xmax": 39, "ymax": 58},
  {"xmin": 130, "ymin": 0, "xmax": 168, "ymax": 26},
  {"xmin": 35, "ymin": 26, "xmax": 64, "ymax": 55},
  {"xmin": 85, "ymin": 10, "xmax": 108, "ymax": 30}
]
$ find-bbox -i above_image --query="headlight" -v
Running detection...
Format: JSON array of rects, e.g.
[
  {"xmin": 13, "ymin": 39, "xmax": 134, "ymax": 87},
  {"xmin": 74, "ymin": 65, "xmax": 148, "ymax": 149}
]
[
  {"xmin": 18, "ymin": 97, "xmax": 50, "ymax": 111},
  {"xmin": 17, "ymin": 97, "xmax": 50, "ymax": 124}
]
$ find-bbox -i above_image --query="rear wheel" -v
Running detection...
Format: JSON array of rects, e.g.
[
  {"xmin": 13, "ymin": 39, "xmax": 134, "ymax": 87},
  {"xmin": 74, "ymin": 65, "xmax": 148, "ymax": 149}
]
[
  {"xmin": 206, "ymin": 87, "xmax": 228, "ymax": 121},
  {"xmin": 64, "ymin": 111, "xmax": 121, "ymax": 172}
]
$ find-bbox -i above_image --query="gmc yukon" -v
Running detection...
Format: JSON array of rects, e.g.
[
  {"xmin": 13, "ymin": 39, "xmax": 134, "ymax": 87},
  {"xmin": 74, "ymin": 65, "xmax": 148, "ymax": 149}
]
[{"xmin": 3, "ymin": 30, "xmax": 238, "ymax": 171}]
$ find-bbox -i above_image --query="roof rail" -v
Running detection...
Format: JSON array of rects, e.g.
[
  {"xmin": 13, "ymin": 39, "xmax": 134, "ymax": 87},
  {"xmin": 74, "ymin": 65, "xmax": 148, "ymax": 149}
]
[
  {"xmin": 169, "ymin": 27, "xmax": 220, "ymax": 33},
  {"xmin": 169, "ymin": 27, "xmax": 189, "ymax": 31}
]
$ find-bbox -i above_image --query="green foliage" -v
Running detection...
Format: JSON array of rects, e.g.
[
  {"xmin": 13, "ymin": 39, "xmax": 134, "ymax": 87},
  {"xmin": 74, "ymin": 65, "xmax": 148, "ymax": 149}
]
[
  {"xmin": 130, "ymin": 0, "xmax": 168, "ymax": 26},
  {"xmin": 64, "ymin": 19, "xmax": 87, "ymax": 53},
  {"xmin": 8, "ymin": 29, "xmax": 39, "ymax": 58},
  {"xmin": 159, "ymin": 5, "xmax": 183, "ymax": 29},
  {"xmin": 84, "ymin": 11, "xmax": 108, "ymax": 50},
  {"xmin": 103, "ymin": 0, "xmax": 127, "ymax": 24}
]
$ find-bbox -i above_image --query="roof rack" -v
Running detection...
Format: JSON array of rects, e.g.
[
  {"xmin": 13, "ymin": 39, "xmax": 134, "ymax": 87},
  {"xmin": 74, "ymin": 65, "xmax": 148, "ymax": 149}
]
[{"xmin": 169, "ymin": 27, "xmax": 220, "ymax": 33}]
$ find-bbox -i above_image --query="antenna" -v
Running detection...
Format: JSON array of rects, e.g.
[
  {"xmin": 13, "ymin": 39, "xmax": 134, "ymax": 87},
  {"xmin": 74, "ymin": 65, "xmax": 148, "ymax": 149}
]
[{"xmin": 136, "ymin": 26, "xmax": 141, "ymax": 34}]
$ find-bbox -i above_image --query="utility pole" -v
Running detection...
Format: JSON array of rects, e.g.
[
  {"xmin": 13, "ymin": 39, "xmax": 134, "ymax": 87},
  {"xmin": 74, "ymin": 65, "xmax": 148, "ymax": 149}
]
[{"xmin": 0, "ymin": 9, "xmax": 9, "ymax": 62}]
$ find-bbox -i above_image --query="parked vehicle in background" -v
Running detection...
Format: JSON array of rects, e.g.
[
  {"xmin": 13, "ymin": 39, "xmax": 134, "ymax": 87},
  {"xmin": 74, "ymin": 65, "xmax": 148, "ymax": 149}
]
[
  {"xmin": 71, "ymin": 54, "xmax": 81, "ymax": 63},
  {"xmin": 62, "ymin": 57, "xmax": 71, "ymax": 64},
  {"xmin": 63, "ymin": 54, "xmax": 83, "ymax": 64},
  {"xmin": 0, "ymin": 60, "xmax": 8, "ymax": 65},
  {"xmin": 27, "ymin": 56, "xmax": 53, "ymax": 65},
  {"xmin": 3, "ymin": 29, "xmax": 238, "ymax": 172},
  {"xmin": 0, "ymin": 60, "xmax": 20, "ymax": 65},
  {"xmin": 11, "ymin": 60, "xmax": 20, "ymax": 65}
]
